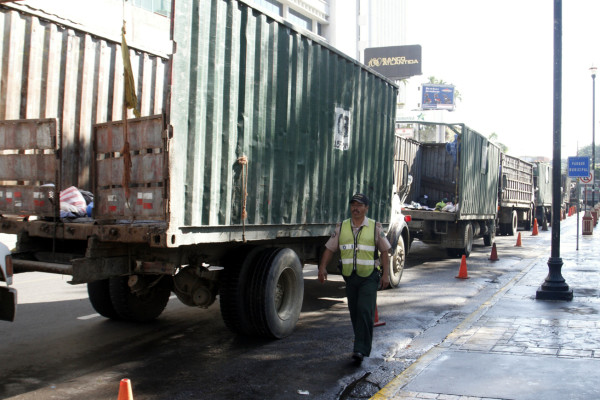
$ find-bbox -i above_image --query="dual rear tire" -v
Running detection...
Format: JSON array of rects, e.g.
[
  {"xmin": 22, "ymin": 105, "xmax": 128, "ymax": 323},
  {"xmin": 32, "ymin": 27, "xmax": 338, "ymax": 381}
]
[
  {"xmin": 219, "ymin": 247, "xmax": 304, "ymax": 339},
  {"xmin": 87, "ymin": 275, "xmax": 171, "ymax": 322}
]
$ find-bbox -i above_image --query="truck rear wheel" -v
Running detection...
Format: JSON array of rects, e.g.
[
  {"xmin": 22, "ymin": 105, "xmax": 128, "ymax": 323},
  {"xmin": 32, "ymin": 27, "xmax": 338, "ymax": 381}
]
[
  {"xmin": 109, "ymin": 275, "xmax": 171, "ymax": 322},
  {"xmin": 87, "ymin": 279, "xmax": 120, "ymax": 319},
  {"xmin": 389, "ymin": 239, "xmax": 405, "ymax": 288},
  {"xmin": 460, "ymin": 223, "xmax": 473, "ymax": 257},
  {"xmin": 247, "ymin": 248, "xmax": 304, "ymax": 339},
  {"xmin": 483, "ymin": 220, "xmax": 495, "ymax": 246},
  {"xmin": 509, "ymin": 210, "xmax": 518, "ymax": 236},
  {"xmin": 219, "ymin": 246, "xmax": 263, "ymax": 336}
]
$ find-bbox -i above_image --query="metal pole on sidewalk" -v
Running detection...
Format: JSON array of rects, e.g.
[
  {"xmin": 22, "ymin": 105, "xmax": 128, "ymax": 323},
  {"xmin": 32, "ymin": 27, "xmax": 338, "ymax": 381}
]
[
  {"xmin": 577, "ymin": 178, "xmax": 580, "ymax": 250},
  {"xmin": 536, "ymin": 0, "xmax": 573, "ymax": 301},
  {"xmin": 592, "ymin": 66, "xmax": 596, "ymax": 208}
]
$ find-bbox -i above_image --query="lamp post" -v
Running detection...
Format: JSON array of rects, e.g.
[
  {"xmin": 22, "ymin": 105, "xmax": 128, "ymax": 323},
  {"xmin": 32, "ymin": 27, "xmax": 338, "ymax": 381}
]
[
  {"xmin": 536, "ymin": 0, "xmax": 572, "ymax": 301},
  {"xmin": 591, "ymin": 65, "xmax": 597, "ymax": 208}
]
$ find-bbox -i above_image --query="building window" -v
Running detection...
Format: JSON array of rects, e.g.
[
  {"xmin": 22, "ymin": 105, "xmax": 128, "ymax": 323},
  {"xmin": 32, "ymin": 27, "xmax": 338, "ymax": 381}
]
[
  {"xmin": 133, "ymin": 0, "xmax": 171, "ymax": 16},
  {"xmin": 252, "ymin": 0, "xmax": 283, "ymax": 16},
  {"xmin": 288, "ymin": 7, "xmax": 312, "ymax": 31}
]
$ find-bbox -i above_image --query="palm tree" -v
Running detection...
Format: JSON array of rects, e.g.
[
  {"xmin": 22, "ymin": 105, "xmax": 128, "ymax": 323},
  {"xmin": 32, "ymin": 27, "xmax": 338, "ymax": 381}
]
[{"xmin": 488, "ymin": 132, "xmax": 508, "ymax": 153}]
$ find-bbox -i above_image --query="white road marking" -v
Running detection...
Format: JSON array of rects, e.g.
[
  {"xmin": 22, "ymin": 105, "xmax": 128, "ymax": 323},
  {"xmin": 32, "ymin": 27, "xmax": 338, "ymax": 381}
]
[{"xmin": 77, "ymin": 313, "xmax": 100, "ymax": 320}]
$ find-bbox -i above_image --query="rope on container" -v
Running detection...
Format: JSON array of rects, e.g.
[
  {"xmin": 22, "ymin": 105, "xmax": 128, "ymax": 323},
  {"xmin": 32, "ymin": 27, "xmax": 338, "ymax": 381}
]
[{"xmin": 238, "ymin": 155, "xmax": 248, "ymax": 242}]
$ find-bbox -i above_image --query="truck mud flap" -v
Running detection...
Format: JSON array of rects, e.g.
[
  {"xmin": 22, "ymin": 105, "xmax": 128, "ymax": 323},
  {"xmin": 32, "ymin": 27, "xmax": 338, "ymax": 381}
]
[{"xmin": 0, "ymin": 286, "xmax": 17, "ymax": 322}]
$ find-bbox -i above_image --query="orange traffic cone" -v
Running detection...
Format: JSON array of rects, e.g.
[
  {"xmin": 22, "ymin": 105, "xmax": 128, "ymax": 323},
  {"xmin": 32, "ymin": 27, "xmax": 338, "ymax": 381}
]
[
  {"xmin": 374, "ymin": 305, "xmax": 386, "ymax": 327},
  {"xmin": 118, "ymin": 379, "xmax": 134, "ymax": 400},
  {"xmin": 456, "ymin": 255, "xmax": 469, "ymax": 279},
  {"xmin": 515, "ymin": 232, "xmax": 522, "ymax": 247},
  {"xmin": 489, "ymin": 243, "xmax": 499, "ymax": 261},
  {"xmin": 531, "ymin": 218, "xmax": 539, "ymax": 236}
]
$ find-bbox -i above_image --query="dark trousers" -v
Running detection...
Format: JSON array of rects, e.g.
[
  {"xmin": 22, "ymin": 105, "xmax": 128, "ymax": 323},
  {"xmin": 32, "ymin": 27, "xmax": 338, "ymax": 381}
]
[{"xmin": 344, "ymin": 270, "xmax": 379, "ymax": 356}]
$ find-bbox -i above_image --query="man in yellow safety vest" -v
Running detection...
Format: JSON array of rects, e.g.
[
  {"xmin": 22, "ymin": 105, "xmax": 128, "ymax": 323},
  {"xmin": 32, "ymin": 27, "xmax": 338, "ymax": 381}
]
[{"xmin": 318, "ymin": 193, "xmax": 391, "ymax": 365}]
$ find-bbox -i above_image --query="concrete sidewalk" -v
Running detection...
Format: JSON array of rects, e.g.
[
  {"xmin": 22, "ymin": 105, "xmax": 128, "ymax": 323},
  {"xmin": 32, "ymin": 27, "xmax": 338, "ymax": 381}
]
[{"xmin": 372, "ymin": 215, "xmax": 600, "ymax": 400}]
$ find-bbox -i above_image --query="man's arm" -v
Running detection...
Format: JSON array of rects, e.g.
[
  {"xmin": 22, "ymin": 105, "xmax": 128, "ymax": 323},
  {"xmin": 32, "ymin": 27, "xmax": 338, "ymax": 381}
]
[
  {"xmin": 376, "ymin": 222, "xmax": 391, "ymax": 289},
  {"xmin": 379, "ymin": 250, "xmax": 390, "ymax": 289},
  {"xmin": 318, "ymin": 248, "xmax": 334, "ymax": 283}
]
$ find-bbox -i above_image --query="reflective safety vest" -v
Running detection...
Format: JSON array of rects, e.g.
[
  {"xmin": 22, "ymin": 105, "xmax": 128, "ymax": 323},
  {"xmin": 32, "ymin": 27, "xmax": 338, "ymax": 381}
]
[{"xmin": 339, "ymin": 218, "xmax": 376, "ymax": 277}]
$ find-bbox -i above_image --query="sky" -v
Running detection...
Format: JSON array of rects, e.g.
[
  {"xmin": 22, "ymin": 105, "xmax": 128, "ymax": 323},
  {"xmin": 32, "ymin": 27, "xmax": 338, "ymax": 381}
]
[{"xmin": 403, "ymin": 0, "xmax": 600, "ymax": 159}]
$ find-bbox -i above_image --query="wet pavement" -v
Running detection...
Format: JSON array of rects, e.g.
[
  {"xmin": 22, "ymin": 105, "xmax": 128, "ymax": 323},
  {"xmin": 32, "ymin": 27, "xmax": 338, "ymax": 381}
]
[{"xmin": 372, "ymin": 213, "xmax": 600, "ymax": 400}]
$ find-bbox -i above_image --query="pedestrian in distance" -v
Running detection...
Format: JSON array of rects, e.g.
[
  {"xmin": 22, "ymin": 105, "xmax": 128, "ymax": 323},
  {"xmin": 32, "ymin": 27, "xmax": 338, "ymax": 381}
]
[{"xmin": 318, "ymin": 193, "xmax": 391, "ymax": 365}]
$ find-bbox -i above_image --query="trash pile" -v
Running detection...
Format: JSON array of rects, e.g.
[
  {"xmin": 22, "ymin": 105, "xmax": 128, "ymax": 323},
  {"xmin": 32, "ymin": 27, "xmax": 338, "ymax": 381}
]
[
  {"xmin": 403, "ymin": 196, "xmax": 459, "ymax": 213},
  {"xmin": 58, "ymin": 186, "xmax": 93, "ymax": 219}
]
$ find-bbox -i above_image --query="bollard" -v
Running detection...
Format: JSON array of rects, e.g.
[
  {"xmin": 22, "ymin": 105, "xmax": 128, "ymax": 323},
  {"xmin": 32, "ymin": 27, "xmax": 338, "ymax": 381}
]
[{"xmin": 582, "ymin": 212, "xmax": 594, "ymax": 235}]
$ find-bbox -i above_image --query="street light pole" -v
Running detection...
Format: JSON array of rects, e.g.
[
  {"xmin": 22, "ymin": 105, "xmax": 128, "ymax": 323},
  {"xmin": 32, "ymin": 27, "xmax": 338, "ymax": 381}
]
[
  {"xmin": 536, "ymin": 0, "xmax": 572, "ymax": 301},
  {"xmin": 591, "ymin": 66, "xmax": 597, "ymax": 207}
]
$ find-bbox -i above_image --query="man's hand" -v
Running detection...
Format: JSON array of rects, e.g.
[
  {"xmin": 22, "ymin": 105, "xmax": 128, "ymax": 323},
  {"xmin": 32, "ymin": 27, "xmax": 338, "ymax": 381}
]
[
  {"xmin": 318, "ymin": 268, "xmax": 327, "ymax": 283},
  {"xmin": 318, "ymin": 248, "xmax": 334, "ymax": 284},
  {"xmin": 380, "ymin": 249, "xmax": 391, "ymax": 289},
  {"xmin": 380, "ymin": 273, "xmax": 390, "ymax": 289}
]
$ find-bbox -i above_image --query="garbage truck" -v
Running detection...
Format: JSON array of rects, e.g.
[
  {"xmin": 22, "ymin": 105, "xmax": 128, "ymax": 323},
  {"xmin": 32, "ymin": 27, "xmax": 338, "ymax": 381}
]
[
  {"xmin": 497, "ymin": 153, "xmax": 534, "ymax": 235},
  {"xmin": 395, "ymin": 122, "xmax": 500, "ymax": 257},
  {"xmin": 0, "ymin": 0, "xmax": 409, "ymax": 337}
]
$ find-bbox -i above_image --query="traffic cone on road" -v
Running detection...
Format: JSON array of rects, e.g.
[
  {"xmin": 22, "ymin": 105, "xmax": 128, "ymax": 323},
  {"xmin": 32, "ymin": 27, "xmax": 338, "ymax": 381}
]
[
  {"xmin": 489, "ymin": 243, "xmax": 499, "ymax": 261},
  {"xmin": 532, "ymin": 218, "xmax": 539, "ymax": 236},
  {"xmin": 374, "ymin": 305, "xmax": 386, "ymax": 327},
  {"xmin": 456, "ymin": 255, "xmax": 469, "ymax": 279},
  {"xmin": 117, "ymin": 379, "xmax": 134, "ymax": 400},
  {"xmin": 515, "ymin": 232, "xmax": 522, "ymax": 247}
]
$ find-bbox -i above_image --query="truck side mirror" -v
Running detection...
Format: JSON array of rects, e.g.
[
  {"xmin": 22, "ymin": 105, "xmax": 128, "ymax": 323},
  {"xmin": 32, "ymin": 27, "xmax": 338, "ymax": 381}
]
[{"xmin": 402, "ymin": 163, "xmax": 409, "ymax": 187}]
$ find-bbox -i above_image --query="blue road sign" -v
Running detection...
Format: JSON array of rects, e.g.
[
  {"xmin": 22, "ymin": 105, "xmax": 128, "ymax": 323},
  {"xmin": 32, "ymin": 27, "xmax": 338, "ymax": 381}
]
[{"xmin": 567, "ymin": 156, "xmax": 590, "ymax": 178}]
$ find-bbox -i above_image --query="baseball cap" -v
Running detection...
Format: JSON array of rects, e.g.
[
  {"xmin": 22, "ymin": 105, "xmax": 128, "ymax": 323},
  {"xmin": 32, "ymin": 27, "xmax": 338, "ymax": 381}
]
[{"xmin": 350, "ymin": 193, "xmax": 369, "ymax": 206}]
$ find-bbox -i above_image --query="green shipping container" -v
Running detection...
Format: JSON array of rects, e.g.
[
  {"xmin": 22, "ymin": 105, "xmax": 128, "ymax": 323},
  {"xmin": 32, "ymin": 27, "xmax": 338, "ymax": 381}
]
[{"xmin": 168, "ymin": 0, "xmax": 398, "ymax": 246}]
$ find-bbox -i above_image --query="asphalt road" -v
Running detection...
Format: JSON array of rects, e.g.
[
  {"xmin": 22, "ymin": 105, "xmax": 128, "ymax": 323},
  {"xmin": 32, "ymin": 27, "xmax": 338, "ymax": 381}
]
[{"xmin": 0, "ymin": 222, "xmax": 560, "ymax": 400}]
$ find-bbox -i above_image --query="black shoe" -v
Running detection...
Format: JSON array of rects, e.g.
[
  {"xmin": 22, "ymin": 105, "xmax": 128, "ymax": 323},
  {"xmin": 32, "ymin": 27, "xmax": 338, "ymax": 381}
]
[{"xmin": 352, "ymin": 352, "xmax": 364, "ymax": 365}]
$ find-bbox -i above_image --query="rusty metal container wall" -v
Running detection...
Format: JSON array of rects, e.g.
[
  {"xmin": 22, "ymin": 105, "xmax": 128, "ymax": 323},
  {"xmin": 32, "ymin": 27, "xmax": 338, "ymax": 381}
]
[
  {"xmin": 0, "ymin": 119, "xmax": 59, "ymax": 216},
  {"xmin": 0, "ymin": 5, "xmax": 168, "ymax": 191},
  {"xmin": 458, "ymin": 126, "xmax": 501, "ymax": 218},
  {"xmin": 93, "ymin": 115, "xmax": 167, "ymax": 220},
  {"xmin": 533, "ymin": 162, "xmax": 553, "ymax": 206},
  {"xmin": 169, "ymin": 0, "xmax": 397, "ymax": 238}
]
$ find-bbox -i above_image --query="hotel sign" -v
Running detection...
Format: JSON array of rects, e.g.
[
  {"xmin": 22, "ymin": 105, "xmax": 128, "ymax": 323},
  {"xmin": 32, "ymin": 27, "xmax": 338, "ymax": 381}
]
[{"xmin": 364, "ymin": 45, "xmax": 422, "ymax": 79}]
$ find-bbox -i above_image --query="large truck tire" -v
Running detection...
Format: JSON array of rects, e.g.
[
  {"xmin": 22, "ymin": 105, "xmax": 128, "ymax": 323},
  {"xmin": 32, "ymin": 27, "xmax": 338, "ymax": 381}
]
[
  {"xmin": 460, "ymin": 223, "xmax": 473, "ymax": 257},
  {"xmin": 483, "ymin": 220, "xmax": 495, "ymax": 246},
  {"xmin": 247, "ymin": 248, "xmax": 304, "ymax": 339},
  {"xmin": 509, "ymin": 210, "xmax": 518, "ymax": 236},
  {"xmin": 389, "ymin": 238, "xmax": 406, "ymax": 288},
  {"xmin": 523, "ymin": 205, "xmax": 534, "ymax": 231},
  {"xmin": 87, "ymin": 279, "xmax": 120, "ymax": 320},
  {"xmin": 108, "ymin": 275, "xmax": 171, "ymax": 322},
  {"xmin": 219, "ymin": 246, "xmax": 263, "ymax": 336}
]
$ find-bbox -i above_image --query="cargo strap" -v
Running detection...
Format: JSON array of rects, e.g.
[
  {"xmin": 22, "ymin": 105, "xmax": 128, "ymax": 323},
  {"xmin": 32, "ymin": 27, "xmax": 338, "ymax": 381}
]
[{"xmin": 238, "ymin": 155, "xmax": 249, "ymax": 242}]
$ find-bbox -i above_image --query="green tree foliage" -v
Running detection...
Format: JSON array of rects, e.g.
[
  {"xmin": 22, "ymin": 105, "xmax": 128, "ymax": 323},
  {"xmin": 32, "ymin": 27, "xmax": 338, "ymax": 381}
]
[
  {"xmin": 487, "ymin": 132, "xmax": 508, "ymax": 153},
  {"xmin": 574, "ymin": 143, "xmax": 600, "ymax": 177}
]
